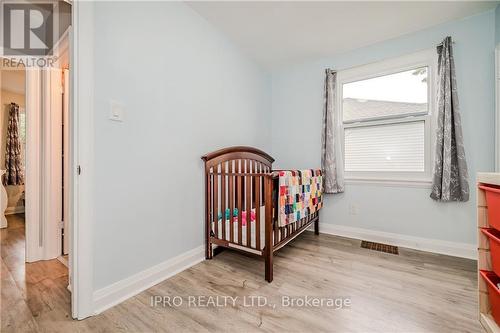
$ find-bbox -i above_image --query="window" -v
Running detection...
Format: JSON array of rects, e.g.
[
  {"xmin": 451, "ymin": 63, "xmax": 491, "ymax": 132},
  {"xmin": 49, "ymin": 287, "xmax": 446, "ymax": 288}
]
[
  {"xmin": 338, "ymin": 50, "xmax": 435, "ymax": 184},
  {"xmin": 19, "ymin": 108, "xmax": 26, "ymax": 144}
]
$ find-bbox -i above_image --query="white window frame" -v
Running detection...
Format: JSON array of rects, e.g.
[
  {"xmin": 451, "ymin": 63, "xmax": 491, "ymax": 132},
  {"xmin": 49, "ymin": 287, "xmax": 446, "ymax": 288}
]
[
  {"xmin": 495, "ymin": 45, "xmax": 500, "ymax": 172},
  {"xmin": 337, "ymin": 49, "xmax": 437, "ymax": 187}
]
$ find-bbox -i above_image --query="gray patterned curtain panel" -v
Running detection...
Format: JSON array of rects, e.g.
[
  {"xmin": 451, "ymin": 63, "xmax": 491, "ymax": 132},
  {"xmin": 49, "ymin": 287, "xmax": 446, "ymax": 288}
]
[
  {"xmin": 321, "ymin": 69, "xmax": 344, "ymax": 194},
  {"xmin": 430, "ymin": 36, "xmax": 469, "ymax": 202},
  {"xmin": 4, "ymin": 103, "xmax": 24, "ymax": 186}
]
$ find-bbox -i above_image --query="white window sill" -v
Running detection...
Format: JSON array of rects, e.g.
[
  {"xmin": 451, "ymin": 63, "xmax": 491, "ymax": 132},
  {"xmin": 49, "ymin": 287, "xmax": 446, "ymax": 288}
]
[{"xmin": 344, "ymin": 178, "xmax": 433, "ymax": 189}]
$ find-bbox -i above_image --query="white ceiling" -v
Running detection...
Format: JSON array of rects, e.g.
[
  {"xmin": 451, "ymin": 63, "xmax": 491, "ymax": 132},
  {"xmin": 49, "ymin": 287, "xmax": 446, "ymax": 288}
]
[{"xmin": 188, "ymin": 1, "xmax": 498, "ymax": 69}]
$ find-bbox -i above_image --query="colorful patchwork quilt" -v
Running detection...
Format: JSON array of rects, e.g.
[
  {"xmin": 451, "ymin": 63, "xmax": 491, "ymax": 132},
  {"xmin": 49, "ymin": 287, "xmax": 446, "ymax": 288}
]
[{"xmin": 273, "ymin": 169, "xmax": 323, "ymax": 227}]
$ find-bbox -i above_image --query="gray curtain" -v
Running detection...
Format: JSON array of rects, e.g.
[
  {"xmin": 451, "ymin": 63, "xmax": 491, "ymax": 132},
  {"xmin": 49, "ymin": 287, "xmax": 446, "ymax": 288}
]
[
  {"xmin": 4, "ymin": 103, "xmax": 24, "ymax": 186},
  {"xmin": 321, "ymin": 69, "xmax": 344, "ymax": 194},
  {"xmin": 430, "ymin": 36, "xmax": 469, "ymax": 202}
]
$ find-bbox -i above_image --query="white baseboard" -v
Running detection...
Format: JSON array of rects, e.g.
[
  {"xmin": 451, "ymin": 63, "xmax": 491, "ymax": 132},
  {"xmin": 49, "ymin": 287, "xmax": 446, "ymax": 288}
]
[
  {"xmin": 93, "ymin": 245, "xmax": 205, "ymax": 315},
  {"xmin": 5, "ymin": 206, "xmax": 25, "ymax": 215},
  {"xmin": 318, "ymin": 223, "xmax": 476, "ymax": 260}
]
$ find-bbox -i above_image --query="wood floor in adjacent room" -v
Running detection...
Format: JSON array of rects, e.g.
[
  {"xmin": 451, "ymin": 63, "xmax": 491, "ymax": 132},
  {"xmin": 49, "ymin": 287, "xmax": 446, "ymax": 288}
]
[{"xmin": 1, "ymin": 215, "xmax": 480, "ymax": 332}]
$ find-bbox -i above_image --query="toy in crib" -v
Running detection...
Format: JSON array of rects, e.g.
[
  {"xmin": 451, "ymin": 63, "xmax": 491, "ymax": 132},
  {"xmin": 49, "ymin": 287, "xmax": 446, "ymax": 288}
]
[{"xmin": 217, "ymin": 208, "xmax": 256, "ymax": 226}]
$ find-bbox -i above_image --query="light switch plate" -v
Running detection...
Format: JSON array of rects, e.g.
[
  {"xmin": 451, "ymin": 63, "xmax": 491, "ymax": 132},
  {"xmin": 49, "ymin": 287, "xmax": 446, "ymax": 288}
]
[{"xmin": 109, "ymin": 100, "xmax": 124, "ymax": 122}]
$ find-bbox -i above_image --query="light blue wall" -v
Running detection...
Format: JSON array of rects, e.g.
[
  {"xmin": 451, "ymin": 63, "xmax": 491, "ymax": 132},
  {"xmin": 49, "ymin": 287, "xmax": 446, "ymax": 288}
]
[
  {"xmin": 92, "ymin": 2, "xmax": 271, "ymax": 289},
  {"xmin": 89, "ymin": 3, "xmax": 495, "ymax": 291},
  {"xmin": 271, "ymin": 10, "xmax": 496, "ymax": 245}
]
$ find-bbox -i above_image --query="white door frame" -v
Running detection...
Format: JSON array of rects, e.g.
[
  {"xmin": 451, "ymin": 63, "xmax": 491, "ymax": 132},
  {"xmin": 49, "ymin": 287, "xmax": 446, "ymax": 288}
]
[
  {"xmin": 25, "ymin": 68, "xmax": 43, "ymax": 262},
  {"xmin": 70, "ymin": 0, "xmax": 94, "ymax": 319},
  {"xmin": 26, "ymin": 0, "xmax": 96, "ymax": 319},
  {"xmin": 496, "ymin": 45, "xmax": 500, "ymax": 172},
  {"xmin": 20, "ymin": 0, "xmax": 94, "ymax": 320}
]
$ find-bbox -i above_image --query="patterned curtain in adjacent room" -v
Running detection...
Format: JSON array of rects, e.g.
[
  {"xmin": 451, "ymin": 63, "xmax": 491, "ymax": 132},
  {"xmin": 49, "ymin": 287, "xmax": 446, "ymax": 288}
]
[
  {"xmin": 4, "ymin": 103, "xmax": 24, "ymax": 186},
  {"xmin": 430, "ymin": 36, "xmax": 469, "ymax": 202},
  {"xmin": 321, "ymin": 69, "xmax": 344, "ymax": 194}
]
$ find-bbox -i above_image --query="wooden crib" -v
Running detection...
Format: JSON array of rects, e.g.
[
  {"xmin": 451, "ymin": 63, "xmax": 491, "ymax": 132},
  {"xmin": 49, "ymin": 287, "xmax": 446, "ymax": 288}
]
[{"xmin": 202, "ymin": 146, "xmax": 319, "ymax": 282}]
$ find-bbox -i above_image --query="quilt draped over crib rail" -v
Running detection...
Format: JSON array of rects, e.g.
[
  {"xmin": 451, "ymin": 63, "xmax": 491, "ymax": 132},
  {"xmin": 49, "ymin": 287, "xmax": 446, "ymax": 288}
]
[{"xmin": 273, "ymin": 169, "xmax": 323, "ymax": 227}]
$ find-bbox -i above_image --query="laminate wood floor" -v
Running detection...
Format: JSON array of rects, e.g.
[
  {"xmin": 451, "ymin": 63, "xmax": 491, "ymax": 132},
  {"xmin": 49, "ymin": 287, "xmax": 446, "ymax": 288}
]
[{"xmin": 1, "ymin": 214, "xmax": 480, "ymax": 332}]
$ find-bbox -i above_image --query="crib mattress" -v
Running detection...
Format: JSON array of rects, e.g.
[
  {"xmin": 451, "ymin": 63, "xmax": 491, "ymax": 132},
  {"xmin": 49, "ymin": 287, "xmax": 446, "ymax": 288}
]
[{"xmin": 212, "ymin": 205, "xmax": 266, "ymax": 250}]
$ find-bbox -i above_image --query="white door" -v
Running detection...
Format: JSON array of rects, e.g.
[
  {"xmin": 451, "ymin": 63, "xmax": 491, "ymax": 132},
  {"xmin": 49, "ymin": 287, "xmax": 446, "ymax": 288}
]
[
  {"xmin": 63, "ymin": 69, "xmax": 70, "ymax": 255},
  {"xmin": 44, "ymin": 68, "xmax": 64, "ymax": 259},
  {"xmin": 25, "ymin": 67, "xmax": 64, "ymax": 261}
]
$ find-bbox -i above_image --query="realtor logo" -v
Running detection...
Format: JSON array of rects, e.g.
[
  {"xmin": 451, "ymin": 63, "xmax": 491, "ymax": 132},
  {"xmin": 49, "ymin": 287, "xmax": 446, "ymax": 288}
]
[{"xmin": 3, "ymin": 3, "xmax": 54, "ymax": 56}]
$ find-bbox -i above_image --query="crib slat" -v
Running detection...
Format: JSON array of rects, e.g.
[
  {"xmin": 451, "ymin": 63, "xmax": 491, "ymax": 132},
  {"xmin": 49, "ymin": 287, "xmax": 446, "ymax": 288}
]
[
  {"xmin": 221, "ymin": 162, "xmax": 226, "ymax": 241},
  {"xmin": 213, "ymin": 165, "xmax": 219, "ymax": 238},
  {"xmin": 246, "ymin": 165, "xmax": 252, "ymax": 247},
  {"xmin": 274, "ymin": 215, "xmax": 279, "ymax": 245},
  {"xmin": 229, "ymin": 168, "xmax": 234, "ymax": 243},
  {"xmin": 261, "ymin": 163, "xmax": 265, "ymax": 201},
  {"xmin": 255, "ymin": 175, "xmax": 260, "ymax": 250},
  {"xmin": 237, "ymin": 174, "xmax": 243, "ymax": 245},
  {"xmin": 206, "ymin": 173, "xmax": 212, "ymax": 258}
]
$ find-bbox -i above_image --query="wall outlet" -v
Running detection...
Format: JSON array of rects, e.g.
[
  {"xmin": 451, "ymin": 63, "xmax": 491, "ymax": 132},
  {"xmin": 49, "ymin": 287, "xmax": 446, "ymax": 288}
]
[{"xmin": 349, "ymin": 204, "xmax": 358, "ymax": 216}]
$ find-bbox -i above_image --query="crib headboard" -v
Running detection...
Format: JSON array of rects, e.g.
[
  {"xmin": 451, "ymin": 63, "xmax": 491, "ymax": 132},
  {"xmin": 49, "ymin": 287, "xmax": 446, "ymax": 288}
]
[
  {"xmin": 202, "ymin": 146, "xmax": 275, "ymax": 259},
  {"xmin": 201, "ymin": 146, "xmax": 274, "ymax": 173}
]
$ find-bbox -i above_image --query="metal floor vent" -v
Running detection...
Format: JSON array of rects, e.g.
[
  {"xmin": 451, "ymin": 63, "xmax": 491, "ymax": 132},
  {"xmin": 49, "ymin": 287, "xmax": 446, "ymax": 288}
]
[{"xmin": 361, "ymin": 241, "xmax": 399, "ymax": 255}]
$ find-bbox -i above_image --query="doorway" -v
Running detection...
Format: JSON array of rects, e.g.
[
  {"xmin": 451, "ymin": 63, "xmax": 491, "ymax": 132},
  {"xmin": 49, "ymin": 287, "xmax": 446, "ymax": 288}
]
[
  {"xmin": 0, "ymin": 58, "xmax": 73, "ymax": 327},
  {"xmin": 0, "ymin": 5, "xmax": 73, "ymax": 325}
]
